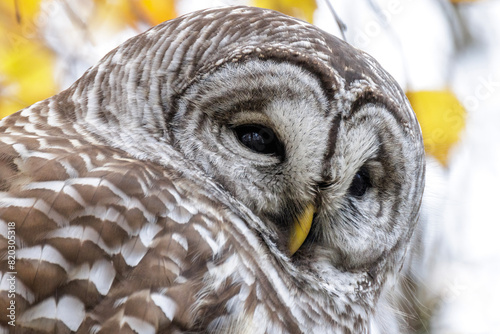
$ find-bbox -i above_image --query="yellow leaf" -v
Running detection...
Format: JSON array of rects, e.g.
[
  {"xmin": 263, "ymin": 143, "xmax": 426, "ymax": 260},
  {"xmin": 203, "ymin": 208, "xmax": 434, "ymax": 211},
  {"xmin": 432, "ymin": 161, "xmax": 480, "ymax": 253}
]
[
  {"xmin": 92, "ymin": 0, "xmax": 176, "ymax": 31},
  {"xmin": 407, "ymin": 90, "xmax": 466, "ymax": 165},
  {"xmin": 251, "ymin": 0, "xmax": 317, "ymax": 23},
  {"xmin": 0, "ymin": 42, "xmax": 57, "ymax": 118},
  {"xmin": 92, "ymin": 0, "xmax": 137, "ymax": 32},
  {"xmin": 131, "ymin": 0, "xmax": 177, "ymax": 26},
  {"xmin": 0, "ymin": 0, "xmax": 43, "ymax": 25},
  {"xmin": 0, "ymin": 0, "xmax": 57, "ymax": 119}
]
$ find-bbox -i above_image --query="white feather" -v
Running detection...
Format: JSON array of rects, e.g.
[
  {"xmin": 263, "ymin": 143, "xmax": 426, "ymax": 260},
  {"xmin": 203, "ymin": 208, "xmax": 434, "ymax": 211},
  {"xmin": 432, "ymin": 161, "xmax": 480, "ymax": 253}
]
[{"xmin": 151, "ymin": 293, "xmax": 177, "ymax": 321}]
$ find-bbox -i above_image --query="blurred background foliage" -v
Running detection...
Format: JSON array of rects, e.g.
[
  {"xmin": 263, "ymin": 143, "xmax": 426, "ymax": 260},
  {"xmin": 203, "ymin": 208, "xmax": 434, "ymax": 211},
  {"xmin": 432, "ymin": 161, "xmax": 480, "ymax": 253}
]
[
  {"xmin": 0, "ymin": 0, "xmax": 177, "ymax": 119},
  {"xmin": 0, "ymin": 0, "xmax": 57, "ymax": 119}
]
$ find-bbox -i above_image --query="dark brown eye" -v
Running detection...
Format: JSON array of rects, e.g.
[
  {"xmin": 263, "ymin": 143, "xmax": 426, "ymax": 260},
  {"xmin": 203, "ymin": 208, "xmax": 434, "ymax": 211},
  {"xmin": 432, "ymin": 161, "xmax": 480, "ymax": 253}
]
[
  {"xmin": 234, "ymin": 124, "xmax": 284, "ymax": 158},
  {"xmin": 348, "ymin": 167, "xmax": 371, "ymax": 197}
]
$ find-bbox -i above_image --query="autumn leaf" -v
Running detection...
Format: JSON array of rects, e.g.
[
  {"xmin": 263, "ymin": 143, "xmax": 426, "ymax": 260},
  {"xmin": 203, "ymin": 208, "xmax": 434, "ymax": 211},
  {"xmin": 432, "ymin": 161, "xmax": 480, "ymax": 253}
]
[
  {"xmin": 0, "ymin": 0, "xmax": 57, "ymax": 119},
  {"xmin": 251, "ymin": 0, "xmax": 317, "ymax": 23},
  {"xmin": 407, "ymin": 90, "xmax": 466, "ymax": 165}
]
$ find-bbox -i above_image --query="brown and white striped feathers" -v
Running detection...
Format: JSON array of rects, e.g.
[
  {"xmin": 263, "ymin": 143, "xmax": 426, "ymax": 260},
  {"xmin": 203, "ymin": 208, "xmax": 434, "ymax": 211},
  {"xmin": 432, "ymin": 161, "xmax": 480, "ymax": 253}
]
[{"xmin": 0, "ymin": 6, "xmax": 425, "ymax": 333}]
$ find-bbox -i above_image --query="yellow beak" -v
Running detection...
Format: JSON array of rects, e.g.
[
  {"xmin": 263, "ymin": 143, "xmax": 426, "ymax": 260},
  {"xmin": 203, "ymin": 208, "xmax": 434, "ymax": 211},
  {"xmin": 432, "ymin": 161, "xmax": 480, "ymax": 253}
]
[{"xmin": 289, "ymin": 204, "xmax": 315, "ymax": 255}]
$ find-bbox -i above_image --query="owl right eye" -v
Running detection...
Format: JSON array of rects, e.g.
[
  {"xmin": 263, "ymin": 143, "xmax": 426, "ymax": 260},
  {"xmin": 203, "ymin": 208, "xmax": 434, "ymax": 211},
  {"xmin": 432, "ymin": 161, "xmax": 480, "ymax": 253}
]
[{"xmin": 233, "ymin": 124, "xmax": 285, "ymax": 158}]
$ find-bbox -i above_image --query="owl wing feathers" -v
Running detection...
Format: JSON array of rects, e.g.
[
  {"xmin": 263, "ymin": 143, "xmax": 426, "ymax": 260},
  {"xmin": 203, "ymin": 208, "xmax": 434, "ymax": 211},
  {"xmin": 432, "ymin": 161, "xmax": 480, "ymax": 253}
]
[
  {"xmin": 0, "ymin": 110, "xmax": 309, "ymax": 333},
  {"xmin": 0, "ymin": 112, "xmax": 219, "ymax": 332}
]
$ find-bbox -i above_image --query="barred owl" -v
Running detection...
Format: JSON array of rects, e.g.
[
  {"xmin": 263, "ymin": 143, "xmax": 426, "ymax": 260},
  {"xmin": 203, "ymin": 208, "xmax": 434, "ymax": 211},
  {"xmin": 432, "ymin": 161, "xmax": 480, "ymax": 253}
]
[{"xmin": 0, "ymin": 6, "xmax": 424, "ymax": 333}]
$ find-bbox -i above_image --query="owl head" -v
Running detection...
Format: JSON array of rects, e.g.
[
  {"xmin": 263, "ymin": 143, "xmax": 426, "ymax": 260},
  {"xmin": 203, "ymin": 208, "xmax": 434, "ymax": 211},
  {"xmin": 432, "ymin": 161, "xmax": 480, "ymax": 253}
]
[{"xmin": 58, "ymin": 5, "xmax": 425, "ymax": 328}]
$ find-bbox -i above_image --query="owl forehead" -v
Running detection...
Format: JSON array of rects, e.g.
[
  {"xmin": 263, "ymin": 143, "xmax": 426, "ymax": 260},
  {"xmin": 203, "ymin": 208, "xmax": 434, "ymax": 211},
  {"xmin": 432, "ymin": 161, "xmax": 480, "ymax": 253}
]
[
  {"xmin": 77, "ymin": 5, "xmax": 420, "ymax": 152},
  {"xmin": 134, "ymin": 6, "xmax": 401, "ymax": 101}
]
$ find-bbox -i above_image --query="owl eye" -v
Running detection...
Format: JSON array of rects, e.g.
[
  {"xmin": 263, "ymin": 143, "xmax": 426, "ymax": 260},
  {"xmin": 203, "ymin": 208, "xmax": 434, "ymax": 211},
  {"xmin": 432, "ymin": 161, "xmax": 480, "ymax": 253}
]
[
  {"xmin": 348, "ymin": 167, "xmax": 371, "ymax": 197},
  {"xmin": 234, "ymin": 124, "xmax": 284, "ymax": 158}
]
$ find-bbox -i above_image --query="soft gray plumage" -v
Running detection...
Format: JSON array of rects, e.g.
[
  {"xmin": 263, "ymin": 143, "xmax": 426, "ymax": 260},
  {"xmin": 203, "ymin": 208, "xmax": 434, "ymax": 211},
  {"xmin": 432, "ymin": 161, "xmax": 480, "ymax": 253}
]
[{"xmin": 0, "ymin": 6, "xmax": 425, "ymax": 333}]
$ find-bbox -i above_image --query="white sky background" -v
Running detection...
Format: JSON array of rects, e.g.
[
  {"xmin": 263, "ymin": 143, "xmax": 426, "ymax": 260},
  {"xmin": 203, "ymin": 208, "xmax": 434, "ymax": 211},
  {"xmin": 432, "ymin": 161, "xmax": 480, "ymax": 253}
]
[{"xmin": 39, "ymin": 0, "xmax": 500, "ymax": 332}]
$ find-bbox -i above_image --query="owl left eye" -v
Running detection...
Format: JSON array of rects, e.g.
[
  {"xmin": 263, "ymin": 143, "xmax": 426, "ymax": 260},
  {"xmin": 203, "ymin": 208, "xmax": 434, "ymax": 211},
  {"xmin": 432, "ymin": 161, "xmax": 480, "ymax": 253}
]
[
  {"xmin": 348, "ymin": 167, "xmax": 371, "ymax": 197},
  {"xmin": 233, "ymin": 124, "xmax": 284, "ymax": 158}
]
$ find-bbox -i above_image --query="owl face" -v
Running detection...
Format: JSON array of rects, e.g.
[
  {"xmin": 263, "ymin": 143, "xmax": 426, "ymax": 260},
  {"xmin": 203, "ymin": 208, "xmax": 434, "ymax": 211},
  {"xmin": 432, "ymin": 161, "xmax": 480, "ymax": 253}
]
[
  {"xmin": 171, "ymin": 56, "xmax": 423, "ymax": 275},
  {"xmin": 174, "ymin": 60, "xmax": 330, "ymax": 251}
]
